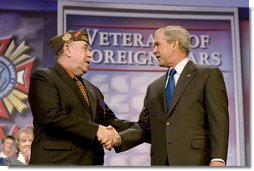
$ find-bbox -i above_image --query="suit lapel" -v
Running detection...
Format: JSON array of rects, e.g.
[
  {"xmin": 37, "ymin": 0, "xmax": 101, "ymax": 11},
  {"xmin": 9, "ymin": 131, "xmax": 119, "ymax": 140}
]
[
  {"xmin": 159, "ymin": 73, "xmax": 169, "ymax": 115},
  {"xmin": 154, "ymin": 73, "xmax": 168, "ymax": 119},
  {"xmin": 52, "ymin": 64, "xmax": 92, "ymax": 113},
  {"xmin": 167, "ymin": 61, "xmax": 197, "ymax": 117},
  {"xmin": 83, "ymin": 79, "xmax": 96, "ymax": 121}
]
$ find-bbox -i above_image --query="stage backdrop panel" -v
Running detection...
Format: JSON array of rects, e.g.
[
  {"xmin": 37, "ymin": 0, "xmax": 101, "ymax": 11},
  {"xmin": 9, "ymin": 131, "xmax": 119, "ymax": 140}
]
[
  {"xmin": 0, "ymin": 10, "xmax": 56, "ymax": 152},
  {"xmin": 58, "ymin": 1, "xmax": 245, "ymax": 166}
]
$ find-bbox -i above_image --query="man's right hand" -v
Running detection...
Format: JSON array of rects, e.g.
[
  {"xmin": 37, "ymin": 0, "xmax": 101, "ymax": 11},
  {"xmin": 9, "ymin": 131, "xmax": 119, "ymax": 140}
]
[{"xmin": 96, "ymin": 125, "xmax": 121, "ymax": 150}]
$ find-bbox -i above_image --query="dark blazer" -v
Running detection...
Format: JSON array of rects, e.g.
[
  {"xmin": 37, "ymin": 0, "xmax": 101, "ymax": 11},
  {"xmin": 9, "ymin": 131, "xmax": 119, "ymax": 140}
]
[
  {"xmin": 4, "ymin": 153, "xmax": 24, "ymax": 165},
  {"xmin": 28, "ymin": 63, "xmax": 133, "ymax": 165},
  {"xmin": 118, "ymin": 60, "xmax": 229, "ymax": 166}
]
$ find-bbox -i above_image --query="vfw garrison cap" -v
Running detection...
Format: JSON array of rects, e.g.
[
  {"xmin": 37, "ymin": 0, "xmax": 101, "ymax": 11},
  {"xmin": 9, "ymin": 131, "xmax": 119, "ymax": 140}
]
[{"xmin": 49, "ymin": 28, "xmax": 89, "ymax": 55}]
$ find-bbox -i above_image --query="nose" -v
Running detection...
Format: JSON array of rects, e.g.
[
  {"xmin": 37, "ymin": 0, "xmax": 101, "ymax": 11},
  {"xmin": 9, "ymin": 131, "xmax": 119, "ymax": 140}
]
[
  {"xmin": 152, "ymin": 46, "xmax": 157, "ymax": 55},
  {"xmin": 87, "ymin": 49, "xmax": 93, "ymax": 59}
]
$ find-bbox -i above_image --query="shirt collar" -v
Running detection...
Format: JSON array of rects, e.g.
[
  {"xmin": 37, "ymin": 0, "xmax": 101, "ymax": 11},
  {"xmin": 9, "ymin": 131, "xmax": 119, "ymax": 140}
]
[
  {"xmin": 59, "ymin": 64, "xmax": 75, "ymax": 79},
  {"xmin": 173, "ymin": 57, "xmax": 189, "ymax": 75},
  {"xmin": 17, "ymin": 152, "xmax": 26, "ymax": 164},
  {"xmin": 0, "ymin": 152, "xmax": 7, "ymax": 158}
]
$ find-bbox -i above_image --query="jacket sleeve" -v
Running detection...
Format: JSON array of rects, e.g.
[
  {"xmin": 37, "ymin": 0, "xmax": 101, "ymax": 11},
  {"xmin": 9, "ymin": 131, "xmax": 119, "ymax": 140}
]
[
  {"xmin": 87, "ymin": 83, "xmax": 136, "ymax": 132},
  {"xmin": 205, "ymin": 68, "xmax": 229, "ymax": 162},
  {"xmin": 115, "ymin": 86, "xmax": 152, "ymax": 152}
]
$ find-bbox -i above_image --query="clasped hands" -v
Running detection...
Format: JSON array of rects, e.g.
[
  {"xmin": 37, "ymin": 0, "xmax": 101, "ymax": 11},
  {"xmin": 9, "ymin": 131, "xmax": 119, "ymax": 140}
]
[{"xmin": 96, "ymin": 125, "xmax": 121, "ymax": 150}]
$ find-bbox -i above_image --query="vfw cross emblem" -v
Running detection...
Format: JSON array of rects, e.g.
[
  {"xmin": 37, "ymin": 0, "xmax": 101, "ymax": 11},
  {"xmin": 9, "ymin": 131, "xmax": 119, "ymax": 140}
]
[{"xmin": 0, "ymin": 36, "xmax": 35, "ymax": 119}]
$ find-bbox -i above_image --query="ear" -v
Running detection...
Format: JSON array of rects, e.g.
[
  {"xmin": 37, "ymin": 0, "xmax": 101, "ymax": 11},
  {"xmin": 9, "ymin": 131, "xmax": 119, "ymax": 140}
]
[
  {"xmin": 172, "ymin": 40, "xmax": 179, "ymax": 50},
  {"xmin": 64, "ymin": 44, "xmax": 71, "ymax": 57}
]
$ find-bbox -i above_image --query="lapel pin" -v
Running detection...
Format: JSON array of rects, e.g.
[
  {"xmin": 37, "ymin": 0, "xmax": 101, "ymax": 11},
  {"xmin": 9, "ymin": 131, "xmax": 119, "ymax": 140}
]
[{"xmin": 187, "ymin": 74, "xmax": 191, "ymax": 77}]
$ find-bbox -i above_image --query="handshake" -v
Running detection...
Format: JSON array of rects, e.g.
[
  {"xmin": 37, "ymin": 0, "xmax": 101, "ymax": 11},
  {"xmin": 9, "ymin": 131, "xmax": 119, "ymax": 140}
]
[{"xmin": 96, "ymin": 125, "xmax": 121, "ymax": 150}]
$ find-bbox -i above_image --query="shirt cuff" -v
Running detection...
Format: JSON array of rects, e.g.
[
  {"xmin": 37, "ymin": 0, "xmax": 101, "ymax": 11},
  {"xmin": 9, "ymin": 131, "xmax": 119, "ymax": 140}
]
[{"xmin": 211, "ymin": 158, "xmax": 225, "ymax": 164}]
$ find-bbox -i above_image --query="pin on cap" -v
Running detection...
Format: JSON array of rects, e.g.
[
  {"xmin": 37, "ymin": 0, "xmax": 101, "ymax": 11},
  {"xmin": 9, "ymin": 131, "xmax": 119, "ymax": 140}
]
[{"xmin": 49, "ymin": 28, "xmax": 89, "ymax": 55}]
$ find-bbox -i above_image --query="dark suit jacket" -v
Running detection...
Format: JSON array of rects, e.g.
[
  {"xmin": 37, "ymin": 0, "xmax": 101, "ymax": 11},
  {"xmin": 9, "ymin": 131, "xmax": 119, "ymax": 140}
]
[
  {"xmin": 28, "ymin": 63, "xmax": 134, "ymax": 165},
  {"xmin": 118, "ymin": 60, "xmax": 229, "ymax": 166}
]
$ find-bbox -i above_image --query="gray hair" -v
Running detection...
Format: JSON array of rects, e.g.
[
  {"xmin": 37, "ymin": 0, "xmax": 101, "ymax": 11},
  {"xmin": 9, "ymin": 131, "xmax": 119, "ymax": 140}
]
[{"xmin": 158, "ymin": 26, "xmax": 190, "ymax": 55}]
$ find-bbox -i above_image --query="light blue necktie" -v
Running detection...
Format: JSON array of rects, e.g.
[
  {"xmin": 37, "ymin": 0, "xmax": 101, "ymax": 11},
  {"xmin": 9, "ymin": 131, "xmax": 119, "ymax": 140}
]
[{"xmin": 166, "ymin": 68, "xmax": 176, "ymax": 111}]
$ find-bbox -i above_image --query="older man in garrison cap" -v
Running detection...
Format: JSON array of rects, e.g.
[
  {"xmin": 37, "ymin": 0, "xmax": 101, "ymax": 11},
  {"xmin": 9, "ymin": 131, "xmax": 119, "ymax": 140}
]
[{"xmin": 28, "ymin": 28, "xmax": 134, "ymax": 165}]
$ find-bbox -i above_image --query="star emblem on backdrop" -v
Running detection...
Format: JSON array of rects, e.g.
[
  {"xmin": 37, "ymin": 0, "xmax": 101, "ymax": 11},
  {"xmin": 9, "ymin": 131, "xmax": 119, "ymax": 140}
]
[{"xmin": 0, "ymin": 36, "xmax": 35, "ymax": 119}]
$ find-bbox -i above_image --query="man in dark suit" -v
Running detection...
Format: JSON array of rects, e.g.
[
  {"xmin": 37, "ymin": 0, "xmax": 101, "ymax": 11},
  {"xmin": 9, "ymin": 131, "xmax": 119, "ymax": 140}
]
[
  {"xmin": 28, "ymin": 28, "xmax": 133, "ymax": 165},
  {"xmin": 115, "ymin": 26, "xmax": 229, "ymax": 166}
]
